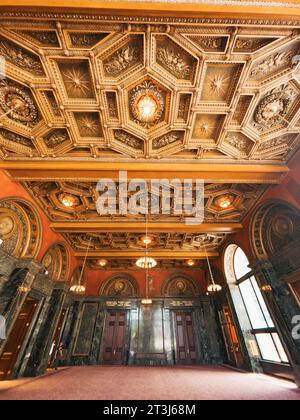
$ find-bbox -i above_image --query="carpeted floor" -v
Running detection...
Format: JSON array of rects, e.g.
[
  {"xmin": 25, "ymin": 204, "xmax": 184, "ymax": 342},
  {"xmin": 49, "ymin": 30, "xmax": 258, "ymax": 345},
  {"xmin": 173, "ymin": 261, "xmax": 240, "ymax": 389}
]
[{"xmin": 0, "ymin": 365, "xmax": 299, "ymax": 400}]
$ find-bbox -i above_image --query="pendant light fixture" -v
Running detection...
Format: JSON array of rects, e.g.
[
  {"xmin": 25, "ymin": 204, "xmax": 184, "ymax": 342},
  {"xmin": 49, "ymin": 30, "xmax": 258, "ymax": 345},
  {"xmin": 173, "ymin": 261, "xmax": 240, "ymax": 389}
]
[
  {"xmin": 205, "ymin": 244, "xmax": 222, "ymax": 293},
  {"xmin": 70, "ymin": 236, "xmax": 91, "ymax": 295},
  {"xmin": 139, "ymin": 206, "xmax": 154, "ymax": 305},
  {"xmin": 136, "ymin": 205, "xmax": 157, "ymax": 270}
]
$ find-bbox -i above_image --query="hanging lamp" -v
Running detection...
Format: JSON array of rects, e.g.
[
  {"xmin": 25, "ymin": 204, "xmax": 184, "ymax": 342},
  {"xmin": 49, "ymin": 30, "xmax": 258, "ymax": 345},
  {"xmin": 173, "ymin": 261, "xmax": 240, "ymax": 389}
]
[
  {"xmin": 205, "ymin": 244, "xmax": 222, "ymax": 293},
  {"xmin": 70, "ymin": 237, "xmax": 91, "ymax": 294},
  {"xmin": 138, "ymin": 207, "xmax": 154, "ymax": 305}
]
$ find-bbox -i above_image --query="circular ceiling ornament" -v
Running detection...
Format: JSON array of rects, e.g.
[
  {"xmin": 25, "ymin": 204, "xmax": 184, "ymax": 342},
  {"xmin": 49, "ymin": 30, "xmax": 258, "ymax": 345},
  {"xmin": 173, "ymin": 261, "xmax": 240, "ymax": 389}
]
[
  {"xmin": 59, "ymin": 193, "xmax": 80, "ymax": 208},
  {"xmin": 0, "ymin": 81, "xmax": 38, "ymax": 124},
  {"xmin": 96, "ymin": 259, "xmax": 108, "ymax": 267},
  {"xmin": 254, "ymin": 84, "xmax": 294, "ymax": 129},
  {"xmin": 130, "ymin": 81, "xmax": 164, "ymax": 126},
  {"xmin": 214, "ymin": 194, "xmax": 235, "ymax": 210}
]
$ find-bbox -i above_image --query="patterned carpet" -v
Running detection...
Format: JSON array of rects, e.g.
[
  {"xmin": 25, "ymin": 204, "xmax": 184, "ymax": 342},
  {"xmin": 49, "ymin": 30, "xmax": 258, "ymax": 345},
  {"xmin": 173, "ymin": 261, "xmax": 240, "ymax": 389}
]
[{"xmin": 0, "ymin": 365, "xmax": 299, "ymax": 400}]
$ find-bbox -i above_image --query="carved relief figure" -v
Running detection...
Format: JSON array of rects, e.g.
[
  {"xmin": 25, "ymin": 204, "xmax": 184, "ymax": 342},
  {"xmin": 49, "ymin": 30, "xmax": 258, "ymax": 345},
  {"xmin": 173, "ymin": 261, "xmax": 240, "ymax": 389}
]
[
  {"xmin": 104, "ymin": 46, "xmax": 140, "ymax": 76},
  {"xmin": 226, "ymin": 134, "xmax": 249, "ymax": 152},
  {"xmin": 251, "ymin": 51, "xmax": 293, "ymax": 77},
  {"xmin": 0, "ymin": 128, "xmax": 33, "ymax": 148},
  {"xmin": 22, "ymin": 31, "xmax": 59, "ymax": 47},
  {"xmin": 258, "ymin": 136, "xmax": 289, "ymax": 151},
  {"xmin": 44, "ymin": 129, "xmax": 69, "ymax": 148},
  {"xmin": 157, "ymin": 46, "xmax": 191, "ymax": 79},
  {"xmin": 153, "ymin": 132, "xmax": 181, "ymax": 149},
  {"xmin": 70, "ymin": 32, "xmax": 107, "ymax": 47},
  {"xmin": 0, "ymin": 37, "xmax": 44, "ymax": 76},
  {"xmin": 201, "ymin": 38, "xmax": 223, "ymax": 50},
  {"xmin": 114, "ymin": 130, "xmax": 143, "ymax": 149}
]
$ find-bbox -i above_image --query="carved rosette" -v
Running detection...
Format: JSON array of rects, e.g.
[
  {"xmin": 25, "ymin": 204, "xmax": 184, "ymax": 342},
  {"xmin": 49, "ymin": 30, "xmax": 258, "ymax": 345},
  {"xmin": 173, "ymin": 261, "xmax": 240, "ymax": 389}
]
[
  {"xmin": 129, "ymin": 80, "xmax": 165, "ymax": 128},
  {"xmin": 0, "ymin": 81, "xmax": 39, "ymax": 126},
  {"xmin": 253, "ymin": 84, "xmax": 295, "ymax": 130}
]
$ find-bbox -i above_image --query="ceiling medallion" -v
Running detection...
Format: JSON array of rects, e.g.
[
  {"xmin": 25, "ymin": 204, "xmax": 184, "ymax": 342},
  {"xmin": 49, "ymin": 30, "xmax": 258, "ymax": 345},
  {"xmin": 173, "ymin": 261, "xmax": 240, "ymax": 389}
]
[
  {"xmin": 214, "ymin": 195, "xmax": 234, "ymax": 209},
  {"xmin": 96, "ymin": 259, "xmax": 108, "ymax": 267},
  {"xmin": 130, "ymin": 81, "xmax": 164, "ymax": 127},
  {"xmin": 253, "ymin": 84, "xmax": 295, "ymax": 129},
  {"xmin": 59, "ymin": 193, "xmax": 80, "ymax": 208},
  {"xmin": 0, "ymin": 81, "xmax": 38, "ymax": 124},
  {"xmin": 141, "ymin": 235, "xmax": 153, "ymax": 246}
]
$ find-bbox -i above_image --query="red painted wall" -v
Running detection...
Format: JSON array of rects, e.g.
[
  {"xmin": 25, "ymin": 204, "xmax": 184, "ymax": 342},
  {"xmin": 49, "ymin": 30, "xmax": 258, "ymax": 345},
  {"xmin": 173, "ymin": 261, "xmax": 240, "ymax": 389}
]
[
  {"xmin": 85, "ymin": 267, "xmax": 207, "ymax": 297},
  {"xmin": 0, "ymin": 170, "xmax": 79, "ymax": 280}
]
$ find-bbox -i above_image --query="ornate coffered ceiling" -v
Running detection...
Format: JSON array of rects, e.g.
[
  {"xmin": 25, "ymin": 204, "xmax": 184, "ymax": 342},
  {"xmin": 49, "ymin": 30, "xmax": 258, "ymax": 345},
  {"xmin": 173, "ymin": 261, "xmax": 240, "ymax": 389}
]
[
  {"xmin": 0, "ymin": 9, "xmax": 299, "ymax": 268},
  {"xmin": 0, "ymin": 19, "xmax": 299, "ymax": 163},
  {"xmin": 23, "ymin": 180, "xmax": 265, "ymax": 223}
]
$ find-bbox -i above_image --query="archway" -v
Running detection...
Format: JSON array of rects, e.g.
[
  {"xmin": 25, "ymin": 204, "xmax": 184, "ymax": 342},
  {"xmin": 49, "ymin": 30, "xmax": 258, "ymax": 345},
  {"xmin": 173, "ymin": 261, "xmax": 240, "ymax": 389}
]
[
  {"xmin": 41, "ymin": 243, "xmax": 69, "ymax": 282},
  {"xmin": 99, "ymin": 273, "xmax": 139, "ymax": 297},
  {"xmin": 0, "ymin": 198, "xmax": 42, "ymax": 259}
]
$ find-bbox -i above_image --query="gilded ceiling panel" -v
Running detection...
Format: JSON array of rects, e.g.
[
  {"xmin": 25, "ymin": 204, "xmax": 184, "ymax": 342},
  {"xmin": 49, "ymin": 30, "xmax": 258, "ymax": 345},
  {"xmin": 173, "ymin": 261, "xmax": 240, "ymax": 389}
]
[
  {"xmin": 0, "ymin": 18, "xmax": 298, "ymax": 162},
  {"xmin": 1, "ymin": 12, "xmax": 300, "ymax": 266}
]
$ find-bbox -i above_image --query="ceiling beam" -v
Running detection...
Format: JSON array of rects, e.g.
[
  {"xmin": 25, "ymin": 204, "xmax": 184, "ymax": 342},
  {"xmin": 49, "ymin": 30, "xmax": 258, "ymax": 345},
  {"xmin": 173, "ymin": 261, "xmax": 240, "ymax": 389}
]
[
  {"xmin": 51, "ymin": 221, "xmax": 243, "ymax": 233},
  {"xmin": 1, "ymin": 162, "xmax": 289, "ymax": 184},
  {"xmin": 75, "ymin": 251, "xmax": 219, "ymax": 259}
]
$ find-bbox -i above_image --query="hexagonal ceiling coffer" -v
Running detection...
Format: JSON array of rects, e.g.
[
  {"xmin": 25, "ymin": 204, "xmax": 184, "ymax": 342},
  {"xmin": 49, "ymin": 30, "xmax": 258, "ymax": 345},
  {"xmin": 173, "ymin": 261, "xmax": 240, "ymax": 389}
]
[
  {"xmin": 127, "ymin": 77, "xmax": 171, "ymax": 130},
  {"xmin": 252, "ymin": 83, "xmax": 299, "ymax": 134},
  {"xmin": 207, "ymin": 191, "xmax": 240, "ymax": 214},
  {"xmin": 0, "ymin": 79, "xmax": 41, "ymax": 128}
]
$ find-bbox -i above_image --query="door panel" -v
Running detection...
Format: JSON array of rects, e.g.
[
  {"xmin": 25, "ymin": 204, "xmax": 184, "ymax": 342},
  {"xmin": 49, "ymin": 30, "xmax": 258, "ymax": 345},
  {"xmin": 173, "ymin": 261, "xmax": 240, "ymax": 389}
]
[
  {"xmin": 48, "ymin": 309, "xmax": 67, "ymax": 367},
  {"xmin": 102, "ymin": 311, "xmax": 127, "ymax": 365},
  {"xmin": 0, "ymin": 298, "xmax": 38, "ymax": 380},
  {"xmin": 174, "ymin": 311, "xmax": 197, "ymax": 365},
  {"xmin": 218, "ymin": 304, "xmax": 245, "ymax": 369}
]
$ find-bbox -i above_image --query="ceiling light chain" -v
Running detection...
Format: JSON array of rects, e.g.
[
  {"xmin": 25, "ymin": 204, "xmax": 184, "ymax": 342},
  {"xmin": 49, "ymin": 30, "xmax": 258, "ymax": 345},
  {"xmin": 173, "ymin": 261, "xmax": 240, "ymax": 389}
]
[
  {"xmin": 70, "ymin": 236, "xmax": 91, "ymax": 295},
  {"xmin": 140, "ymin": 202, "xmax": 155, "ymax": 305},
  {"xmin": 204, "ymin": 244, "xmax": 222, "ymax": 293}
]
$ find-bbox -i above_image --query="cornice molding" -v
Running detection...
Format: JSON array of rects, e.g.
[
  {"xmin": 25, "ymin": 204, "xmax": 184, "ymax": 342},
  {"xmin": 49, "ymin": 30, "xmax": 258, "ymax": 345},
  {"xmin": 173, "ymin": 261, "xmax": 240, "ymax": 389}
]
[{"xmin": 1, "ymin": 8, "xmax": 300, "ymax": 27}]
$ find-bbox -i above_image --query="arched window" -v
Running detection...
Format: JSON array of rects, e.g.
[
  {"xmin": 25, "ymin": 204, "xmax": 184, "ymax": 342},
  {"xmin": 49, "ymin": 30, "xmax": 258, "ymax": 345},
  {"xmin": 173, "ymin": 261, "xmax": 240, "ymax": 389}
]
[{"xmin": 225, "ymin": 245, "xmax": 289, "ymax": 364}]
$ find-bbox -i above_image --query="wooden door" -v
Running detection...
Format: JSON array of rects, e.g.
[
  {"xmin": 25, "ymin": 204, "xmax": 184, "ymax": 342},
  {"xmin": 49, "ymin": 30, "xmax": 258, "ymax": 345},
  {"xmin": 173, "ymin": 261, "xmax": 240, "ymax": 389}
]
[
  {"xmin": 218, "ymin": 305, "xmax": 245, "ymax": 369},
  {"xmin": 0, "ymin": 298, "xmax": 38, "ymax": 381},
  {"xmin": 174, "ymin": 311, "xmax": 197, "ymax": 365},
  {"xmin": 102, "ymin": 311, "xmax": 127, "ymax": 365}
]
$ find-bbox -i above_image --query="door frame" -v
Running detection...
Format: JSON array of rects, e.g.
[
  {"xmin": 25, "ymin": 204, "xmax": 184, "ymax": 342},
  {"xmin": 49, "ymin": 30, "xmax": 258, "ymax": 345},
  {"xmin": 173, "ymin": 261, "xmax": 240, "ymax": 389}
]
[
  {"xmin": 171, "ymin": 309, "xmax": 200, "ymax": 365},
  {"xmin": 100, "ymin": 309, "xmax": 131, "ymax": 365},
  {"xmin": 0, "ymin": 297, "xmax": 41, "ymax": 380}
]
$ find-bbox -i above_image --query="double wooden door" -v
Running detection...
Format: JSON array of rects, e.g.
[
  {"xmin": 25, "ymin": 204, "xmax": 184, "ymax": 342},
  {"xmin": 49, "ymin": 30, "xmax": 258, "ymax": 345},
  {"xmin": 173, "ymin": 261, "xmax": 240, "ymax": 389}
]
[
  {"xmin": 174, "ymin": 311, "xmax": 198, "ymax": 365},
  {"xmin": 102, "ymin": 311, "xmax": 127, "ymax": 365},
  {"xmin": 0, "ymin": 298, "xmax": 38, "ymax": 380}
]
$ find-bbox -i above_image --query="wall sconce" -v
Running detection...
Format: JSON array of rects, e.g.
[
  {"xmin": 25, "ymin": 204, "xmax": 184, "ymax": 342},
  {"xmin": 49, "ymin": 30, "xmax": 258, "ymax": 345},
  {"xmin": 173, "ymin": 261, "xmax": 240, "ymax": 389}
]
[{"xmin": 261, "ymin": 284, "xmax": 272, "ymax": 292}]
